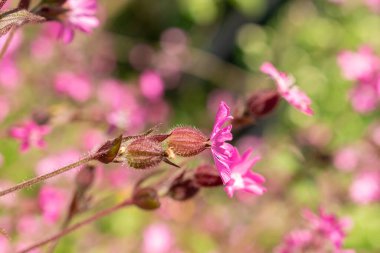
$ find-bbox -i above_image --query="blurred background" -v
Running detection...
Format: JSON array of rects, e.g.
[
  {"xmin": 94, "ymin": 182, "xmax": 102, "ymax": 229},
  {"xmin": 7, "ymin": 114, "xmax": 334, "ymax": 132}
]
[{"xmin": 1, "ymin": 0, "xmax": 380, "ymax": 252}]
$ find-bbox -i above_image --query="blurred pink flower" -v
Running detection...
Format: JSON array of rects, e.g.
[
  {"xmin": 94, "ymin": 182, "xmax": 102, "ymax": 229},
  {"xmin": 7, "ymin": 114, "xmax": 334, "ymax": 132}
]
[
  {"xmin": 224, "ymin": 148, "xmax": 266, "ymax": 198},
  {"xmin": 143, "ymin": 223, "xmax": 174, "ymax": 253},
  {"xmin": 9, "ymin": 121, "xmax": 51, "ymax": 152},
  {"xmin": 139, "ymin": 70, "xmax": 164, "ymax": 101},
  {"xmin": 350, "ymin": 170, "xmax": 380, "ymax": 204},
  {"xmin": 303, "ymin": 209, "xmax": 352, "ymax": 250},
  {"xmin": 81, "ymin": 129, "xmax": 106, "ymax": 151},
  {"xmin": 337, "ymin": 46, "xmax": 380, "ymax": 82},
  {"xmin": 365, "ymin": 0, "xmax": 380, "ymax": 12},
  {"xmin": 0, "ymin": 97, "xmax": 9, "ymax": 123},
  {"xmin": 0, "ymin": 236, "xmax": 11, "ymax": 253},
  {"xmin": 38, "ymin": 186, "xmax": 68, "ymax": 224},
  {"xmin": 260, "ymin": 62, "xmax": 313, "ymax": 116},
  {"xmin": 210, "ymin": 101, "xmax": 234, "ymax": 184},
  {"xmin": 54, "ymin": 72, "xmax": 92, "ymax": 102},
  {"xmin": 207, "ymin": 89, "xmax": 235, "ymax": 116},
  {"xmin": 333, "ymin": 147, "xmax": 359, "ymax": 172},
  {"xmin": 36, "ymin": 150, "xmax": 81, "ymax": 181},
  {"xmin": 98, "ymin": 80, "xmax": 145, "ymax": 132},
  {"xmin": 0, "ymin": 31, "xmax": 23, "ymax": 57},
  {"xmin": 349, "ymin": 81, "xmax": 379, "ymax": 113},
  {"xmin": 277, "ymin": 209, "xmax": 353, "ymax": 253},
  {"xmin": 58, "ymin": 0, "xmax": 99, "ymax": 43},
  {"xmin": 0, "ymin": 57, "xmax": 21, "ymax": 90}
]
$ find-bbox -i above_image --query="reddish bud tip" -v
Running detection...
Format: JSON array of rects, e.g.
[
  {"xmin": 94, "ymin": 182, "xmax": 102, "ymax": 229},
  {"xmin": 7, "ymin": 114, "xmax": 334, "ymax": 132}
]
[
  {"xmin": 167, "ymin": 127, "xmax": 208, "ymax": 157},
  {"xmin": 95, "ymin": 135, "xmax": 123, "ymax": 164},
  {"xmin": 246, "ymin": 89, "xmax": 280, "ymax": 118},
  {"xmin": 133, "ymin": 187, "xmax": 161, "ymax": 210},
  {"xmin": 194, "ymin": 164, "xmax": 223, "ymax": 187}
]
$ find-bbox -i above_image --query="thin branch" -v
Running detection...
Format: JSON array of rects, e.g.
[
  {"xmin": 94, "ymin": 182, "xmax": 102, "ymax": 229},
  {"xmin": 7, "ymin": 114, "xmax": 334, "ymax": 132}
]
[
  {"xmin": 18, "ymin": 199, "xmax": 133, "ymax": 253},
  {"xmin": 0, "ymin": 155, "xmax": 95, "ymax": 197},
  {"xmin": 0, "ymin": 26, "xmax": 16, "ymax": 59}
]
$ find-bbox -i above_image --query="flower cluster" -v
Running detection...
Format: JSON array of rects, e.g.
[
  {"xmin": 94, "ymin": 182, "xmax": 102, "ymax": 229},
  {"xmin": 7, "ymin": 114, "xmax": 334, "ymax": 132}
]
[{"xmin": 337, "ymin": 46, "xmax": 380, "ymax": 113}]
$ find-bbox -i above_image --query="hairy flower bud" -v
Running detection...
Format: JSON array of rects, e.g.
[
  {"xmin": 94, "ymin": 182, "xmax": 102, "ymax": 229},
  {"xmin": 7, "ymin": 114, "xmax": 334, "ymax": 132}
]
[
  {"xmin": 133, "ymin": 187, "xmax": 161, "ymax": 210},
  {"xmin": 194, "ymin": 164, "xmax": 223, "ymax": 187},
  {"xmin": 125, "ymin": 138, "xmax": 166, "ymax": 169},
  {"xmin": 246, "ymin": 89, "xmax": 280, "ymax": 118},
  {"xmin": 167, "ymin": 127, "xmax": 208, "ymax": 157}
]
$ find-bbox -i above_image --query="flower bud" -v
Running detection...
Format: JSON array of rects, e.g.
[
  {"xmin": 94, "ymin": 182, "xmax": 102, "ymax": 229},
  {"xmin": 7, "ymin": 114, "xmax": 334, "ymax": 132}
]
[
  {"xmin": 76, "ymin": 165, "xmax": 95, "ymax": 191},
  {"xmin": 168, "ymin": 174, "xmax": 199, "ymax": 201},
  {"xmin": 125, "ymin": 138, "xmax": 166, "ymax": 169},
  {"xmin": 95, "ymin": 135, "xmax": 123, "ymax": 164},
  {"xmin": 167, "ymin": 127, "xmax": 208, "ymax": 157},
  {"xmin": 133, "ymin": 187, "xmax": 161, "ymax": 210},
  {"xmin": 246, "ymin": 89, "xmax": 280, "ymax": 118},
  {"xmin": 194, "ymin": 164, "xmax": 223, "ymax": 187}
]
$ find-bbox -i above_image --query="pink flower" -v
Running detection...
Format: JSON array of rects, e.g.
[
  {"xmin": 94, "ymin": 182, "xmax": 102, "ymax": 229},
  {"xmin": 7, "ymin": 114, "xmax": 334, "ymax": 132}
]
[
  {"xmin": 260, "ymin": 62, "xmax": 313, "ymax": 116},
  {"xmin": 337, "ymin": 46, "xmax": 380, "ymax": 82},
  {"xmin": 58, "ymin": 0, "xmax": 99, "ymax": 43},
  {"xmin": 210, "ymin": 101, "xmax": 234, "ymax": 184},
  {"xmin": 350, "ymin": 171, "xmax": 380, "ymax": 204},
  {"xmin": 277, "ymin": 209, "xmax": 354, "ymax": 253},
  {"xmin": 303, "ymin": 209, "xmax": 352, "ymax": 250},
  {"xmin": 142, "ymin": 223, "xmax": 174, "ymax": 253},
  {"xmin": 0, "ymin": 57, "xmax": 21, "ymax": 90},
  {"xmin": 38, "ymin": 186, "xmax": 68, "ymax": 224},
  {"xmin": 365, "ymin": 0, "xmax": 380, "ymax": 12},
  {"xmin": 350, "ymin": 81, "xmax": 379, "ymax": 113},
  {"xmin": 9, "ymin": 121, "xmax": 51, "ymax": 152},
  {"xmin": 224, "ymin": 148, "xmax": 266, "ymax": 198},
  {"xmin": 0, "ymin": 236, "xmax": 11, "ymax": 253},
  {"xmin": 139, "ymin": 70, "xmax": 164, "ymax": 101},
  {"xmin": 54, "ymin": 72, "xmax": 92, "ymax": 102},
  {"xmin": 333, "ymin": 147, "xmax": 360, "ymax": 172}
]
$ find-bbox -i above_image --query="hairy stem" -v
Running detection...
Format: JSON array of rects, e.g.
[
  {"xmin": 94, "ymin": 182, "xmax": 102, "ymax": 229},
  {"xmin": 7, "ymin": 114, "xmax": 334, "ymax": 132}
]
[
  {"xmin": 19, "ymin": 199, "xmax": 133, "ymax": 253},
  {"xmin": 0, "ymin": 155, "xmax": 95, "ymax": 197}
]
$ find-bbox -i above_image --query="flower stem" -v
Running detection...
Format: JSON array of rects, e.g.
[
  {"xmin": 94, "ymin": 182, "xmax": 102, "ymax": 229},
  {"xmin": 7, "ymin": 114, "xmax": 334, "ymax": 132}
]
[
  {"xmin": 0, "ymin": 155, "xmax": 94, "ymax": 197},
  {"xmin": 0, "ymin": 27, "xmax": 16, "ymax": 60},
  {"xmin": 18, "ymin": 199, "xmax": 133, "ymax": 253}
]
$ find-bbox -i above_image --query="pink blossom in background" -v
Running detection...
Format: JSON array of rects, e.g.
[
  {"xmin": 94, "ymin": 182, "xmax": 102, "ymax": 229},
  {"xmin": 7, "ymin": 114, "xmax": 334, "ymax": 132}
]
[
  {"xmin": 260, "ymin": 62, "xmax": 314, "ymax": 116},
  {"xmin": 0, "ymin": 236, "xmax": 11, "ymax": 253},
  {"xmin": 337, "ymin": 46, "xmax": 380, "ymax": 82},
  {"xmin": 0, "ymin": 57, "xmax": 21, "ymax": 90},
  {"xmin": 210, "ymin": 101, "xmax": 234, "ymax": 184},
  {"xmin": 144, "ymin": 99, "xmax": 170, "ymax": 124},
  {"xmin": 0, "ymin": 97, "xmax": 9, "ymax": 123},
  {"xmin": 0, "ymin": 31, "xmax": 23, "ymax": 57},
  {"xmin": 277, "ymin": 209, "xmax": 354, "ymax": 253},
  {"xmin": 36, "ymin": 150, "xmax": 81, "ymax": 181},
  {"xmin": 9, "ymin": 121, "xmax": 51, "ymax": 152},
  {"xmin": 81, "ymin": 129, "xmax": 106, "ymax": 151},
  {"xmin": 303, "ymin": 208, "xmax": 352, "ymax": 250},
  {"xmin": 38, "ymin": 186, "xmax": 68, "ymax": 224},
  {"xmin": 350, "ymin": 170, "xmax": 380, "ymax": 204},
  {"xmin": 106, "ymin": 167, "xmax": 129, "ymax": 188},
  {"xmin": 58, "ymin": 0, "xmax": 99, "ymax": 43},
  {"xmin": 333, "ymin": 147, "xmax": 359, "ymax": 172},
  {"xmin": 142, "ymin": 223, "xmax": 174, "ymax": 253},
  {"xmin": 0, "ymin": 181, "xmax": 18, "ymax": 208},
  {"xmin": 224, "ymin": 148, "xmax": 266, "ymax": 198},
  {"xmin": 160, "ymin": 28, "xmax": 188, "ymax": 55},
  {"xmin": 16, "ymin": 215, "xmax": 44, "ymax": 238},
  {"xmin": 365, "ymin": 0, "xmax": 380, "ymax": 12},
  {"xmin": 98, "ymin": 80, "xmax": 145, "ymax": 132},
  {"xmin": 54, "ymin": 72, "xmax": 92, "ymax": 102},
  {"xmin": 349, "ymin": 80, "xmax": 379, "ymax": 113},
  {"xmin": 139, "ymin": 70, "xmax": 164, "ymax": 101}
]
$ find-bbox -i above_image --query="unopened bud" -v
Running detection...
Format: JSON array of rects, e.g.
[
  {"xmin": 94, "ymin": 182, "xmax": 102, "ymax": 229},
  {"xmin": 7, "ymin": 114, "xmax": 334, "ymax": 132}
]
[
  {"xmin": 125, "ymin": 138, "xmax": 166, "ymax": 169},
  {"xmin": 246, "ymin": 89, "xmax": 280, "ymax": 118},
  {"xmin": 133, "ymin": 187, "xmax": 161, "ymax": 210},
  {"xmin": 169, "ymin": 175, "xmax": 199, "ymax": 201},
  {"xmin": 167, "ymin": 127, "xmax": 208, "ymax": 157},
  {"xmin": 76, "ymin": 165, "xmax": 95, "ymax": 191},
  {"xmin": 194, "ymin": 164, "xmax": 223, "ymax": 187},
  {"xmin": 95, "ymin": 135, "xmax": 122, "ymax": 164}
]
